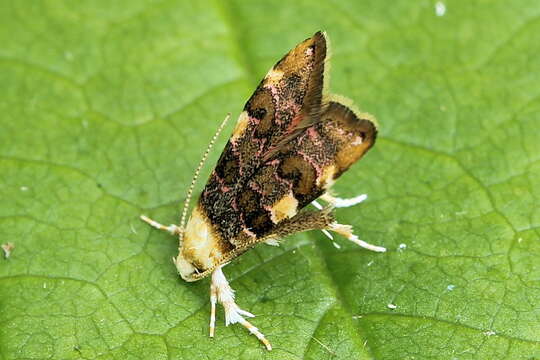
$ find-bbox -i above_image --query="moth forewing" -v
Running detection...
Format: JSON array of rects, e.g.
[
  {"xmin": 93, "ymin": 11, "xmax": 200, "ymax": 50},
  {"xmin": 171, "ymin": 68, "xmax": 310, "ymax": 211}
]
[{"xmin": 140, "ymin": 31, "xmax": 385, "ymax": 351}]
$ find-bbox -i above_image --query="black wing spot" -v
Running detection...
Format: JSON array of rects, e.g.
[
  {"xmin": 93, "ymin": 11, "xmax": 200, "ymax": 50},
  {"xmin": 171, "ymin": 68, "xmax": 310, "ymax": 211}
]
[
  {"xmin": 214, "ymin": 147, "xmax": 239, "ymax": 185},
  {"xmin": 251, "ymin": 107, "xmax": 267, "ymax": 120}
]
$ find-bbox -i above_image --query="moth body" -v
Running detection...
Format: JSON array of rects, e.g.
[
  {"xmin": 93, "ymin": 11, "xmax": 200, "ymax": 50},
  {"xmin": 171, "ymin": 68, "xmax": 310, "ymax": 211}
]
[{"xmin": 141, "ymin": 31, "xmax": 385, "ymax": 351}]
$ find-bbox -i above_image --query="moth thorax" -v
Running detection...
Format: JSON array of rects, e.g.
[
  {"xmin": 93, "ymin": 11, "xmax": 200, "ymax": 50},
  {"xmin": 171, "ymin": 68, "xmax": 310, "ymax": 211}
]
[{"xmin": 174, "ymin": 205, "xmax": 222, "ymax": 281}]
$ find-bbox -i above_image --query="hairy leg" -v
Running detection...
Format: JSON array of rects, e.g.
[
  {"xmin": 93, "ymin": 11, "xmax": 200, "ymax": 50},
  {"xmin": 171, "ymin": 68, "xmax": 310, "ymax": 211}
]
[
  {"xmin": 271, "ymin": 208, "xmax": 386, "ymax": 252},
  {"xmin": 210, "ymin": 265, "xmax": 272, "ymax": 350},
  {"xmin": 328, "ymin": 223, "xmax": 386, "ymax": 252}
]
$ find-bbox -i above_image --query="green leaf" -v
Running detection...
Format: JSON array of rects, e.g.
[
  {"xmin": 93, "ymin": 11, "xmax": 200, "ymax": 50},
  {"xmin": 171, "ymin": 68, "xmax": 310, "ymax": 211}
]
[{"xmin": 1, "ymin": 1, "xmax": 539, "ymax": 359}]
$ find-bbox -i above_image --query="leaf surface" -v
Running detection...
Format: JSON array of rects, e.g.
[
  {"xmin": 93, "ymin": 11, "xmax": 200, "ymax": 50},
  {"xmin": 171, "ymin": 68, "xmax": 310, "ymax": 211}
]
[{"xmin": 1, "ymin": 1, "xmax": 539, "ymax": 359}]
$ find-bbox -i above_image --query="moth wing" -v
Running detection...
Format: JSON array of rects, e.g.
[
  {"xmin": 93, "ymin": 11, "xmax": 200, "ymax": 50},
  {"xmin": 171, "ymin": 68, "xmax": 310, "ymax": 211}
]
[
  {"xmin": 198, "ymin": 33, "xmax": 376, "ymax": 251},
  {"xmin": 197, "ymin": 31, "xmax": 329, "ymax": 244},
  {"xmin": 315, "ymin": 99, "xmax": 378, "ymax": 181},
  {"xmin": 263, "ymin": 30, "xmax": 328, "ymax": 128},
  {"xmin": 215, "ymin": 31, "xmax": 328, "ymax": 186},
  {"xmin": 235, "ymin": 100, "xmax": 377, "ymax": 238}
]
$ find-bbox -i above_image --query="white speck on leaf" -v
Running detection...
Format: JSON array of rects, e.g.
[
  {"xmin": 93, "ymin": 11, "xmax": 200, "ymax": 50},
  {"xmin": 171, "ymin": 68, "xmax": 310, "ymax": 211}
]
[
  {"xmin": 518, "ymin": 237, "xmax": 523, "ymax": 243},
  {"xmin": 20, "ymin": 186, "xmax": 29, "ymax": 191},
  {"xmin": 447, "ymin": 284, "xmax": 455, "ymax": 291},
  {"xmin": 435, "ymin": 1, "xmax": 446, "ymax": 16},
  {"xmin": 398, "ymin": 243, "xmax": 407, "ymax": 251},
  {"xmin": 484, "ymin": 330, "xmax": 496, "ymax": 336},
  {"xmin": 332, "ymin": 241, "xmax": 341, "ymax": 249},
  {"xmin": 367, "ymin": 260, "xmax": 374, "ymax": 267},
  {"xmin": 387, "ymin": 303, "xmax": 397, "ymax": 309},
  {"xmin": 2, "ymin": 243, "xmax": 14, "ymax": 259}
]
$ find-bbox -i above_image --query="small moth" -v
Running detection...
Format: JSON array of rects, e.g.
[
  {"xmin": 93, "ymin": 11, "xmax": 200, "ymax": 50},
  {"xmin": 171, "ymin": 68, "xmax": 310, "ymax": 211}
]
[{"xmin": 141, "ymin": 31, "xmax": 385, "ymax": 350}]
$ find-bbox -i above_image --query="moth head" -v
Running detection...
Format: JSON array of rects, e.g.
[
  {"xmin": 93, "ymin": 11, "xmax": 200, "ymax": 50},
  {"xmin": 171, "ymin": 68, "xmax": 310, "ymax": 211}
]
[
  {"xmin": 173, "ymin": 253, "xmax": 201, "ymax": 282},
  {"xmin": 173, "ymin": 205, "xmax": 220, "ymax": 282}
]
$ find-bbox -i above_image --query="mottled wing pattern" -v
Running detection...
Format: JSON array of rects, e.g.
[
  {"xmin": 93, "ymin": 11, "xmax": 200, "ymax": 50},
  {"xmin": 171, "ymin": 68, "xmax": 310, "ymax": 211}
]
[
  {"xmin": 240, "ymin": 101, "xmax": 377, "ymax": 238},
  {"xmin": 199, "ymin": 32, "xmax": 328, "ymax": 244}
]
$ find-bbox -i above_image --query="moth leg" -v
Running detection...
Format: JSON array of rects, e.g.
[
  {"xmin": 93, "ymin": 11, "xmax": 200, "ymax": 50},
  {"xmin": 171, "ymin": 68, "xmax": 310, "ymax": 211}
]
[
  {"xmin": 211, "ymin": 266, "xmax": 272, "ymax": 350},
  {"xmin": 209, "ymin": 281, "xmax": 217, "ymax": 337},
  {"xmin": 272, "ymin": 209, "xmax": 385, "ymax": 252},
  {"xmin": 311, "ymin": 200, "xmax": 324, "ymax": 210},
  {"xmin": 264, "ymin": 208, "xmax": 334, "ymax": 247},
  {"xmin": 139, "ymin": 215, "xmax": 182, "ymax": 235},
  {"xmin": 320, "ymin": 192, "xmax": 367, "ymax": 208},
  {"xmin": 328, "ymin": 222, "xmax": 386, "ymax": 252}
]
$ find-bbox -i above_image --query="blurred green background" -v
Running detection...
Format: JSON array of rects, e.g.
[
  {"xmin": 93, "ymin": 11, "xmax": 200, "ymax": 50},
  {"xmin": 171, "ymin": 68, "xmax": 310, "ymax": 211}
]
[{"xmin": 1, "ymin": 1, "xmax": 539, "ymax": 359}]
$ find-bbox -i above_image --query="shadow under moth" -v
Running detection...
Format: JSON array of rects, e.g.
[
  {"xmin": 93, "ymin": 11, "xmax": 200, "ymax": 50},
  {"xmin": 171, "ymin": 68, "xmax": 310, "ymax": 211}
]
[{"xmin": 141, "ymin": 31, "xmax": 385, "ymax": 350}]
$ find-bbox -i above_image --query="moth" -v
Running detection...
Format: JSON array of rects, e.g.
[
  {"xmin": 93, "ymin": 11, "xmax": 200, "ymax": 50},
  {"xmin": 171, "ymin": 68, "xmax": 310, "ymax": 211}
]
[{"xmin": 141, "ymin": 31, "xmax": 385, "ymax": 350}]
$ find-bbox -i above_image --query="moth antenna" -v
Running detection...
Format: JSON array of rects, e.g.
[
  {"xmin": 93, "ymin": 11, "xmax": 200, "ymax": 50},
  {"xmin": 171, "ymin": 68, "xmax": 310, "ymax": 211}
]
[{"xmin": 178, "ymin": 113, "xmax": 231, "ymax": 244}]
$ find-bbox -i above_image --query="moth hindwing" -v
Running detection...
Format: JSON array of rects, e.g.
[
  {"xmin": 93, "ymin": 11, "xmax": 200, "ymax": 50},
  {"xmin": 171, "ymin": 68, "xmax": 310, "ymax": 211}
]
[{"xmin": 141, "ymin": 31, "xmax": 384, "ymax": 351}]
